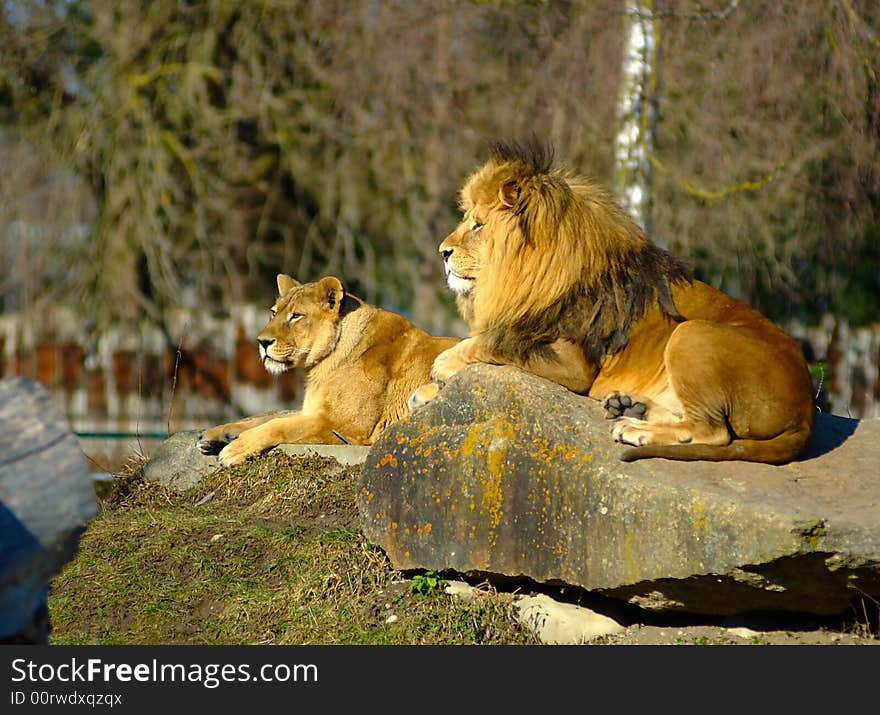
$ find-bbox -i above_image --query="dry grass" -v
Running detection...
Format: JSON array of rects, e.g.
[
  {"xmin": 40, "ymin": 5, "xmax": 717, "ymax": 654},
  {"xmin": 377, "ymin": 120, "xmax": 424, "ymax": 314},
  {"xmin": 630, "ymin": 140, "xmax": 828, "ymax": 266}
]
[{"xmin": 48, "ymin": 452, "xmax": 537, "ymax": 645}]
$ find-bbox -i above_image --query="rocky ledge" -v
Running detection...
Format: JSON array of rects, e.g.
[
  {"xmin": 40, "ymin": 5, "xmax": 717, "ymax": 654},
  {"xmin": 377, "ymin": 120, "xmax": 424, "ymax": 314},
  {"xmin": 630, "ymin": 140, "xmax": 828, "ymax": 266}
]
[{"xmin": 357, "ymin": 364, "xmax": 880, "ymax": 617}]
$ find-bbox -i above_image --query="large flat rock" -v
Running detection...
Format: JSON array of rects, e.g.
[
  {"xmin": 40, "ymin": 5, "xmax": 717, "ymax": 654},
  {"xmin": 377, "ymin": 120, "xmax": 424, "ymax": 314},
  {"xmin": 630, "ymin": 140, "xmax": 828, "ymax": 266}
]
[{"xmin": 356, "ymin": 364, "xmax": 880, "ymax": 616}]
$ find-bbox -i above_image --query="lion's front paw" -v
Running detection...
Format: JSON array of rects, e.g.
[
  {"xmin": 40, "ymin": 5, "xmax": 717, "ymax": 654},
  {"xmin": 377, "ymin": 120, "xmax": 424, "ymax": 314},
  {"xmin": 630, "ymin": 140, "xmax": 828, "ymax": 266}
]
[
  {"xmin": 430, "ymin": 346, "xmax": 469, "ymax": 385},
  {"xmin": 407, "ymin": 382, "xmax": 440, "ymax": 412},
  {"xmin": 602, "ymin": 392, "xmax": 648, "ymax": 420}
]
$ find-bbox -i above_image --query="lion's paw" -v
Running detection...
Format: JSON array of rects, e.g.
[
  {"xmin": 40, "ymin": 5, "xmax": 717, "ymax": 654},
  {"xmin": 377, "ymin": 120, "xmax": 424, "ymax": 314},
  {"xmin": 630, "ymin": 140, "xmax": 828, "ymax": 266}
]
[
  {"xmin": 602, "ymin": 392, "xmax": 648, "ymax": 420},
  {"xmin": 610, "ymin": 417, "xmax": 651, "ymax": 447},
  {"xmin": 430, "ymin": 346, "xmax": 468, "ymax": 385},
  {"xmin": 407, "ymin": 382, "xmax": 440, "ymax": 412}
]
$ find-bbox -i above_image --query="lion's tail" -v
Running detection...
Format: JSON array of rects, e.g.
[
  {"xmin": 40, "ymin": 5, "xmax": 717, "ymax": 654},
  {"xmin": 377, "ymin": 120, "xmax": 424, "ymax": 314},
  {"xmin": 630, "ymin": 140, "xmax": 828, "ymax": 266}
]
[{"xmin": 619, "ymin": 428, "xmax": 812, "ymax": 465}]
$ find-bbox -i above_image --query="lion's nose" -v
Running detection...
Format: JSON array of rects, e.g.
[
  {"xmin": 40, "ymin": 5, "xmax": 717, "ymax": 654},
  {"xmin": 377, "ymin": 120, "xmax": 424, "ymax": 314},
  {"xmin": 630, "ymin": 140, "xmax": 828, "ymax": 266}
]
[
  {"xmin": 440, "ymin": 248, "xmax": 454, "ymax": 261},
  {"xmin": 257, "ymin": 338, "xmax": 275, "ymax": 352}
]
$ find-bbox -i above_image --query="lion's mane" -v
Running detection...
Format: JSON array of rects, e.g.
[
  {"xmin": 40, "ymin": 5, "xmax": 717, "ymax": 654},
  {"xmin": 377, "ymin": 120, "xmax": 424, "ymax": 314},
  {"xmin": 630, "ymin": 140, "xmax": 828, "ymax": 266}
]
[{"xmin": 464, "ymin": 139, "xmax": 691, "ymax": 364}]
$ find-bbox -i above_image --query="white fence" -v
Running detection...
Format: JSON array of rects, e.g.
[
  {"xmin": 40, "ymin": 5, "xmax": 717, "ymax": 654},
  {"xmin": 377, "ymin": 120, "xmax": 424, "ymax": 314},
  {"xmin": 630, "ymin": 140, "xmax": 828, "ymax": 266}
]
[{"xmin": 1, "ymin": 308, "xmax": 877, "ymax": 468}]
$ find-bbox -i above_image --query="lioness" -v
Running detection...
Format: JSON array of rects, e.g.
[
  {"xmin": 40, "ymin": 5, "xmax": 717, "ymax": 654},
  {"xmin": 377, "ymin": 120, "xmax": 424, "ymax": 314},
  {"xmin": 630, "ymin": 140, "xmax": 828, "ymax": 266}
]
[
  {"xmin": 416, "ymin": 140, "xmax": 815, "ymax": 464},
  {"xmin": 198, "ymin": 274, "xmax": 458, "ymax": 466}
]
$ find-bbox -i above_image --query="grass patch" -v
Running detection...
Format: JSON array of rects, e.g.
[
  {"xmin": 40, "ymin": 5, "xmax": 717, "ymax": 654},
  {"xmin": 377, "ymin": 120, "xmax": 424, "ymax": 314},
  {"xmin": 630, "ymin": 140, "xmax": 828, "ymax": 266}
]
[{"xmin": 49, "ymin": 452, "xmax": 536, "ymax": 645}]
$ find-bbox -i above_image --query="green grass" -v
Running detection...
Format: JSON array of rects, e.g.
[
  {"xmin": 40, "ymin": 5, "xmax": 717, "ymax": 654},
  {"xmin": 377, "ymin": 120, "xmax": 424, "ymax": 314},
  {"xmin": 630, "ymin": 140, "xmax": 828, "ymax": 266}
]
[{"xmin": 49, "ymin": 452, "xmax": 536, "ymax": 645}]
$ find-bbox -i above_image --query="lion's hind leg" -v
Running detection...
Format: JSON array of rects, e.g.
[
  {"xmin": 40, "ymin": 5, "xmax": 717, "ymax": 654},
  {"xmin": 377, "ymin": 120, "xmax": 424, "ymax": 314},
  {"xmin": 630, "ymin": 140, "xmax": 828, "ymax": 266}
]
[
  {"xmin": 601, "ymin": 390, "xmax": 683, "ymax": 422},
  {"xmin": 609, "ymin": 320, "xmax": 741, "ymax": 449},
  {"xmin": 601, "ymin": 383, "xmax": 709, "ymax": 446},
  {"xmin": 611, "ymin": 414, "xmax": 731, "ymax": 448},
  {"xmin": 607, "ymin": 393, "xmax": 730, "ymax": 447},
  {"xmin": 611, "ymin": 318, "xmax": 784, "ymax": 452},
  {"xmin": 602, "ymin": 392, "xmax": 647, "ymax": 420}
]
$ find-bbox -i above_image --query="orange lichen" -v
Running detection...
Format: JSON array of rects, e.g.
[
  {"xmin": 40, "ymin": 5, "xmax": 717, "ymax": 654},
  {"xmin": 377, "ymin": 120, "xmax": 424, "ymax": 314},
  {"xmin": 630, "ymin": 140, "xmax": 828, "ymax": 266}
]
[{"xmin": 379, "ymin": 453, "xmax": 399, "ymax": 467}]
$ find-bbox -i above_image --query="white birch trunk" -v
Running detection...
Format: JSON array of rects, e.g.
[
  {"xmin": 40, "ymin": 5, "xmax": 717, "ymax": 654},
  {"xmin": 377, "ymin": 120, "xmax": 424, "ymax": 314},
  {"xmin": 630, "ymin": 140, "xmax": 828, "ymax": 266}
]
[{"xmin": 613, "ymin": 1, "xmax": 656, "ymax": 235}]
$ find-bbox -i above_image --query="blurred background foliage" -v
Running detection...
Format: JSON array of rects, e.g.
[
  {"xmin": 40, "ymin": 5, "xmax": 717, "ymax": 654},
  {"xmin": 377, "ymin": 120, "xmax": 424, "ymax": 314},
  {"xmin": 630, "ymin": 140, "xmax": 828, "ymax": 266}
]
[{"xmin": 1, "ymin": 0, "xmax": 878, "ymax": 336}]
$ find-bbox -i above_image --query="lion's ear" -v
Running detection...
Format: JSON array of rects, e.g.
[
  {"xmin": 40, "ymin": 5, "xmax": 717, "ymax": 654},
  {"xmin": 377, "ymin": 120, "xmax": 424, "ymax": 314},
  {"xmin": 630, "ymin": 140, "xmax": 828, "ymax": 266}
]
[
  {"xmin": 498, "ymin": 180, "xmax": 521, "ymax": 209},
  {"xmin": 277, "ymin": 274, "xmax": 301, "ymax": 296},
  {"xmin": 318, "ymin": 276, "xmax": 345, "ymax": 313}
]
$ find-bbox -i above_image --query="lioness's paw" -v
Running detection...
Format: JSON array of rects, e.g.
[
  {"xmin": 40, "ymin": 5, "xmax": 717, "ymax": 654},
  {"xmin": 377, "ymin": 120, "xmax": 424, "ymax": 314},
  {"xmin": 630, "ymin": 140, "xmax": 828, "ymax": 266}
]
[
  {"xmin": 217, "ymin": 428, "xmax": 277, "ymax": 467},
  {"xmin": 196, "ymin": 430, "xmax": 234, "ymax": 455},
  {"xmin": 197, "ymin": 425, "xmax": 240, "ymax": 452},
  {"xmin": 602, "ymin": 392, "xmax": 648, "ymax": 420},
  {"xmin": 407, "ymin": 382, "xmax": 440, "ymax": 412},
  {"xmin": 217, "ymin": 440, "xmax": 255, "ymax": 467}
]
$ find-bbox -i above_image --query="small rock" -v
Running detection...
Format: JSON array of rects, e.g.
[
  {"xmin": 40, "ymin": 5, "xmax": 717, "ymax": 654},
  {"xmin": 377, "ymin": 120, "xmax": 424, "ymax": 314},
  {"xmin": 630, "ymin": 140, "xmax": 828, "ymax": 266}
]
[
  {"xmin": 143, "ymin": 431, "xmax": 220, "ymax": 491},
  {"xmin": 513, "ymin": 593, "xmax": 625, "ymax": 645},
  {"xmin": 444, "ymin": 580, "xmax": 480, "ymax": 602},
  {"xmin": 195, "ymin": 491, "xmax": 215, "ymax": 506}
]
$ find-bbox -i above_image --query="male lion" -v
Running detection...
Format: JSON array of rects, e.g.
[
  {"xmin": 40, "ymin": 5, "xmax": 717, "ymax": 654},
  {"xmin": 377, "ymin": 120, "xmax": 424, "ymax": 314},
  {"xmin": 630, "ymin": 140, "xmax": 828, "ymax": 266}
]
[
  {"xmin": 198, "ymin": 274, "xmax": 458, "ymax": 467},
  {"xmin": 417, "ymin": 140, "xmax": 815, "ymax": 464}
]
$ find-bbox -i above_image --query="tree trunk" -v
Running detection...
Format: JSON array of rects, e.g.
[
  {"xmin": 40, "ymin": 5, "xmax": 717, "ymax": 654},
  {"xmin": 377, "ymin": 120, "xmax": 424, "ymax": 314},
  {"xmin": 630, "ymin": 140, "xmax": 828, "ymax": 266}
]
[{"xmin": 613, "ymin": 0, "xmax": 661, "ymax": 239}]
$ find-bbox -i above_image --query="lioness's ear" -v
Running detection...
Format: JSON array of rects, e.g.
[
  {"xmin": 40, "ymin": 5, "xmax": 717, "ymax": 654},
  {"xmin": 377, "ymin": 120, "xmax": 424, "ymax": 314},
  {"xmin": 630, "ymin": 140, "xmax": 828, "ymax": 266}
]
[
  {"xmin": 318, "ymin": 276, "xmax": 345, "ymax": 313},
  {"xmin": 499, "ymin": 181, "xmax": 520, "ymax": 209},
  {"xmin": 277, "ymin": 274, "xmax": 301, "ymax": 296}
]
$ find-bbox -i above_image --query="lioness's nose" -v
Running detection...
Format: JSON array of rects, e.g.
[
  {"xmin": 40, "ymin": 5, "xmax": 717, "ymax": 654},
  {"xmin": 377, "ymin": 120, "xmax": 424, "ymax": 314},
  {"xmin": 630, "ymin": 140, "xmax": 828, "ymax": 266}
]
[
  {"xmin": 257, "ymin": 338, "xmax": 274, "ymax": 351},
  {"xmin": 440, "ymin": 247, "xmax": 453, "ymax": 261}
]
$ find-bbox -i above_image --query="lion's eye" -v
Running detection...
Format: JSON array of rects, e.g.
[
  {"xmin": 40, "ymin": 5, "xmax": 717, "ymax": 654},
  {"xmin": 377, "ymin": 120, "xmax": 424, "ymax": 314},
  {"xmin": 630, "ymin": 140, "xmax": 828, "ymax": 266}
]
[
  {"xmin": 269, "ymin": 309, "xmax": 277, "ymax": 318},
  {"xmin": 470, "ymin": 221, "xmax": 483, "ymax": 232},
  {"xmin": 288, "ymin": 313, "xmax": 304, "ymax": 323}
]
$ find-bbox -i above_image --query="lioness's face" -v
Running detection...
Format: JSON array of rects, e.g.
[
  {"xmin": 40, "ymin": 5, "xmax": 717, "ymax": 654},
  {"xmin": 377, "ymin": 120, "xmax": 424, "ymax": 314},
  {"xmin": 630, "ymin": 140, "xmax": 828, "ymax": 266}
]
[
  {"xmin": 257, "ymin": 275, "xmax": 344, "ymax": 374},
  {"xmin": 439, "ymin": 204, "xmax": 490, "ymax": 297}
]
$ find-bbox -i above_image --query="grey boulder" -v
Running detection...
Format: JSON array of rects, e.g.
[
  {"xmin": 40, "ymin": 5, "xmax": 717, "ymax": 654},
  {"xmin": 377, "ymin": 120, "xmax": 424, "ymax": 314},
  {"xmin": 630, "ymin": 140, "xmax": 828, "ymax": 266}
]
[{"xmin": 357, "ymin": 364, "xmax": 880, "ymax": 617}]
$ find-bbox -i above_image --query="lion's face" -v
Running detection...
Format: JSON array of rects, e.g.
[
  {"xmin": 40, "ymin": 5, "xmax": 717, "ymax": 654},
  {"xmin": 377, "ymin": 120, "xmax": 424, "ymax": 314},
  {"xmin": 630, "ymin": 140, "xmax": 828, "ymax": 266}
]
[
  {"xmin": 438, "ymin": 140, "xmax": 684, "ymax": 361},
  {"xmin": 438, "ymin": 203, "xmax": 493, "ymax": 298},
  {"xmin": 257, "ymin": 275, "xmax": 345, "ymax": 374}
]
